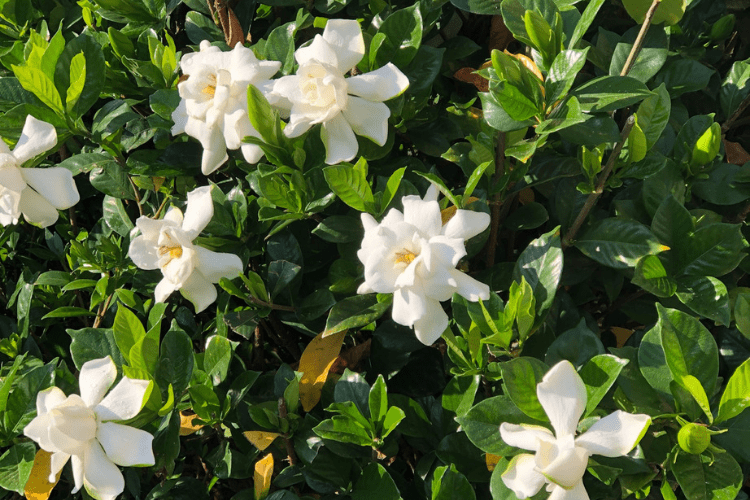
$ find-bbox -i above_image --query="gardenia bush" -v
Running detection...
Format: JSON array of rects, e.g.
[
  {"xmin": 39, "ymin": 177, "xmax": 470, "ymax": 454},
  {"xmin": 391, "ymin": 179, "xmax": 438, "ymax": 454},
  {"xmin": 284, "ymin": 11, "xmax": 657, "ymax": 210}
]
[{"xmin": 0, "ymin": 0, "xmax": 749, "ymax": 499}]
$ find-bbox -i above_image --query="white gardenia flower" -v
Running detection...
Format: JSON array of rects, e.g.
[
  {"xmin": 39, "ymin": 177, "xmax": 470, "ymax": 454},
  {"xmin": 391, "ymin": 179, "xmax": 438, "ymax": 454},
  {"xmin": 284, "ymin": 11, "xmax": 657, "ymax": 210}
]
[
  {"xmin": 172, "ymin": 41, "xmax": 282, "ymax": 175},
  {"xmin": 266, "ymin": 19, "xmax": 410, "ymax": 165},
  {"xmin": 23, "ymin": 356, "xmax": 154, "ymax": 500},
  {"xmin": 128, "ymin": 185, "xmax": 243, "ymax": 313},
  {"xmin": 357, "ymin": 185, "xmax": 490, "ymax": 345},
  {"xmin": 0, "ymin": 115, "xmax": 79, "ymax": 227},
  {"xmin": 499, "ymin": 360, "xmax": 651, "ymax": 500}
]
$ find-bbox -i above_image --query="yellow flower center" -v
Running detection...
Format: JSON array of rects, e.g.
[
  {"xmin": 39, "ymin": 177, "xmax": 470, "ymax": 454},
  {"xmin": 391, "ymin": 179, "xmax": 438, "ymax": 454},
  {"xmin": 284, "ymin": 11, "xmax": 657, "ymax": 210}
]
[
  {"xmin": 159, "ymin": 244, "xmax": 183, "ymax": 262},
  {"xmin": 394, "ymin": 250, "xmax": 417, "ymax": 265},
  {"xmin": 202, "ymin": 74, "xmax": 217, "ymax": 97}
]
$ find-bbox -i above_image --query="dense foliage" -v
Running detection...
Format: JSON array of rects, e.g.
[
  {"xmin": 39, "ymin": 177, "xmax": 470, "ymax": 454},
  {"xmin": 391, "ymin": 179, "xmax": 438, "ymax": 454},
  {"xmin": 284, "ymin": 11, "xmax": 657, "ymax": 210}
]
[{"xmin": 0, "ymin": 0, "xmax": 749, "ymax": 499}]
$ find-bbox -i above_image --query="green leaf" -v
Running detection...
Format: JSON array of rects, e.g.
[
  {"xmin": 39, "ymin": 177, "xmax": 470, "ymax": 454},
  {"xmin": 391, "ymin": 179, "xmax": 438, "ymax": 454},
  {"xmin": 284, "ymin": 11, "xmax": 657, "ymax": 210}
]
[
  {"xmin": 675, "ymin": 275, "xmax": 730, "ymax": 326},
  {"xmin": 568, "ymin": 0, "xmax": 605, "ymax": 48},
  {"xmin": 479, "ymin": 90, "xmax": 534, "ymax": 132},
  {"xmin": 41, "ymin": 306, "xmax": 97, "ymax": 319},
  {"xmin": 545, "ymin": 318, "xmax": 604, "ymax": 368},
  {"xmin": 351, "ymin": 463, "xmax": 401, "ymax": 500},
  {"xmin": 690, "ymin": 122, "xmax": 721, "ymax": 168},
  {"xmin": 622, "ymin": 0, "xmax": 686, "ymax": 25},
  {"xmin": 449, "ymin": 0, "xmax": 502, "ymax": 15},
  {"xmin": 674, "ymin": 223, "xmax": 747, "ymax": 277},
  {"xmin": 672, "ymin": 450, "xmax": 742, "ymax": 500},
  {"xmin": 188, "ymin": 385, "xmax": 221, "ymax": 422},
  {"xmin": 536, "ymin": 96, "xmax": 586, "ymax": 134},
  {"xmin": 247, "ymin": 84, "xmax": 277, "ymax": 145},
  {"xmin": 381, "ymin": 406, "xmax": 405, "ymax": 438},
  {"xmin": 204, "ymin": 335, "xmax": 233, "ymax": 386},
  {"xmin": 66, "ymin": 51, "xmax": 86, "ymax": 112},
  {"xmin": 68, "ymin": 327, "xmax": 125, "ymax": 370},
  {"xmin": 369, "ymin": 375, "xmax": 388, "ymax": 431},
  {"xmin": 381, "ymin": 166, "xmax": 407, "ymax": 213},
  {"xmin": 512, "ymin": 226, "xmax": 563, "ymax": 319},
  {"xmin": 113, "ymin": 304, "xmax": 146, "ymax": 367},
  {"xmin": 323, "ymin": 163, "xmax": 375, "ymax": 213},
  {"xmin": 609, "ymin": 26, "xmax": 669, "ymax": 82},
  {"xmin": 90, "ymin": 160, "xmax": 135, "ymax": 200},
  {"xmin": 373, "ymin": 5, "xmax": 422, "ymax": 68},
  {"xmin": 324, "ymin": 294, "xmax": 393, "ymax": 336},
  {"xmin": 442, "ymin": 375, "xmax": 481, "ymax": 418},
  {"xmin": 413, "ymin": 172, "xmax": 461, "ymax": 208},
  {"xmin": 632, "ymin": 255, "xmax": 677, "ymax": 298},
  {"xmin": 313, "ymin": 416, "xmax": 373, "ymax": 446},
  {"xmin": 635, "ymin": 84, "xmax": 671, "ymax": 149},
  {"xmin": 12, "ymin": 65, "xmax": 63, "ymax": 115},
  {"xmin": 457, "ymin": 395, "xmax": 546, "ymax": 455},
  {"xmin": 573, "ymin": 76, "xmax": 653, "ymax": 113},
  {"xmin": 102, "ymin": 195, "xmax": 134, "ymax": 237},
  {"xmin": 54, "ymin": 30, "xmax": 105, "ymax": 118},
  {"xmin": 715, "ymin": 358, "xmax": 750, "ymax": 424},
  {"xmin": 579, "ymin": 354, "xmax": 628, "ymax": 416},
  {"xmin": 524, "ymin": 10, "xmax": 556, "ymax": 66},
  {"xmin": 545, "ymin": 49, "xmax": 588, "ymax": 105},
  {"xmin": 500, "ymin": 357, "xmax": 548, "ymax": 421},
  {"xmin": 720, "ymin": 58, "xmax": 750, "ymax": 119},
  {"xmin": 575, "ymin": 218, "xmax": 668, "ymax": 269},
  {"xmin": 494, "ymin": 81, "xmax": 541, "ymax": 121},
  {"xmin": 0, "ymin": 442, "xmax": 35, "ymax": 495},
  {"xmin": 431, "ymin": 464, "xmax": 476, "ymax": 500},
  {"xmin": 312, "ymin": 215, "xmax": 363, "ymax": 243},
  {"xmin": 653, "ymin": 58, "xmax": 715, "ymax": 97},
  {"xmin": 156, "ymin": 325, "xmax": 194, "ymax": 398},
  {"xmin": 500, "ymin": 0, "xmax": 560, "ymax": 49}
]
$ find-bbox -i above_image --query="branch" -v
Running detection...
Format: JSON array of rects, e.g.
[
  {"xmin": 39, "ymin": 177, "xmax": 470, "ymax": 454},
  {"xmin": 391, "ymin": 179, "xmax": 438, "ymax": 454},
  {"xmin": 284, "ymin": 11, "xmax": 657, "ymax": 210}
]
[
  {"xmin": 562, "ymin": 116, "xmax": 636, "ymax": 248},
  {"xmin": 485, "ymin": 131, "xmax": 506, "ymax": 267},
  {"xmin": 620, "ymin": 0, "xmax": 662, "ymax": 77},
  {"xmin": 722, "ymin": 92, "xmax": 750, "ymax": 134}
]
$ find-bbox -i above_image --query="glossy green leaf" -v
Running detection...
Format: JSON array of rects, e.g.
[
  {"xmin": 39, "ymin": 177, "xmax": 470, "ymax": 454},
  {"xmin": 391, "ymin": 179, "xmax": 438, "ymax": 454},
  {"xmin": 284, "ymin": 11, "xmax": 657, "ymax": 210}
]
[
  {"xmin": 715, "ymin": 358, "xmax": 750, "ymax": 424},
  {"xmin": 573, "ymin": 76, "xmax": 653, "ymax": 112},
  {"xmin": 499, "ymin": 357, "xmax": 548, "ymax": 421},
  {"xmin": 576, "ymin": 218, "xmax": 668, "ymax": 269}
]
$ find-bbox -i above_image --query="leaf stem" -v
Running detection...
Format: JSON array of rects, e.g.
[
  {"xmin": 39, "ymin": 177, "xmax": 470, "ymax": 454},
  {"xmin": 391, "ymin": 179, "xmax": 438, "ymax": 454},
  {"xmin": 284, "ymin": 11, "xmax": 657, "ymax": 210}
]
[
  {"xmin": 127, "ymin": 175, "xmax": 145, "ymax": 217},
  {"xmin": 562, "ymin": 116, "xmax": 636, "ymax": 248},
  {"xmin": 619, "ymin": 0, "xmax": 662, "ymax": 77},
  {"xmin": 93, "ymin": 292, "xmax": 114, "ymax": 328},
  {"xmin": 485, "ymin": 131, "xmax": 506, "ymax": 267},
  {"xmin": 278, "ymin": 397, "xmax": 298, "ymax": 465},
  {"xmin": 721, "ymin": 92, "xmax": 750, "ymax": 133}
]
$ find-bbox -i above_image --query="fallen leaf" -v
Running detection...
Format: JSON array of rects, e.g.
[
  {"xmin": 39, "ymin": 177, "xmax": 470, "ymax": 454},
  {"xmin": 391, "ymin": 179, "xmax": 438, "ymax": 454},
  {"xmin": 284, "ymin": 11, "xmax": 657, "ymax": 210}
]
[
  {"xmin": 724, "ymin": 139, "xmax": 750, "ymax": 165},
  {"xmin": 244, "ymin": 431, "xmax": 281, "ymax": 451},
  {"xmin": 179, "ymin": 411, "xmax": 204, "ymax": 436},
  {"xmin": 24, "ymin": 450, "xmax": 62, "ymax": 500},
  {"xmin": 299, "ymin": 330, "xmax": 347, "ymax": 411},
  {"xmin": 454, "ymin": 67, "xmax": 489, "ymax": 92},
  {"xmin": 254, "ymin": 453, "xmax": 274, "ymax": 500},
  {"xmin": 486, "ymin": 453, "xmax": 501, "ymax": 471}
]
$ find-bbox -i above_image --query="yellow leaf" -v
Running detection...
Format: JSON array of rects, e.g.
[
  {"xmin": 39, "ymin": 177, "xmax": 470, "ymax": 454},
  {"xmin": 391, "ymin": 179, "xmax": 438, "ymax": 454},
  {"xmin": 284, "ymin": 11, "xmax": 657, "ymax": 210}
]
[
  {"xmin": 24, "ymin": 450, "xmax": 62, "ymax": 500},
  {"xmin": 299, "ymin": 330, "xmax": 346, "ymax": 412},
  {"xmin": 485, "ymin": 453, "xmax": 501, "ymax": 471},
  {"xmin": 179, "ymin": 411, "xmax": 204, "ymax": 436},
  {"xmin": 254, "ymin": 453, "xmax": 274, "ymax": 500},
  {"xmin": 244, "ymin": 431, "xmax": 281, "ymax": 451}
]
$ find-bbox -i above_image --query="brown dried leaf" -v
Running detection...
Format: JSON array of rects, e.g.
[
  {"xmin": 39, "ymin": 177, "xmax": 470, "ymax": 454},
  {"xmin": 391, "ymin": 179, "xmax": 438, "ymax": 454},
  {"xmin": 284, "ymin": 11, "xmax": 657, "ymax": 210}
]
[
  {"xmin": 724, "ymin": 139, "xmax": 750, "ymax": 165},
  {"xmin": 489, "ymin": 16, "xmax": 514, "ymax": 52},
  {"xmin": 454, "ymin": 67, "xmax": 489, "ymax": 92}
]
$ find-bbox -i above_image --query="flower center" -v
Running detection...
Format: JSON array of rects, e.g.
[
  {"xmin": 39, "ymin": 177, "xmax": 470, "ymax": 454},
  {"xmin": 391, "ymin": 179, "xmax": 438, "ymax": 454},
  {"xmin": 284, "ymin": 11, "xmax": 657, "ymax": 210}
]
[
  {"xmin": 298, "ymin": 62, "xmax": 347, "ymax": 110},
  {"xmin": 394, "ymin": 250, "xmax": 417, "ymax": 265},
  {"xmin": 157, "ymin": 231, "xmax": 185, "ymax": 269},
  {"xmin": 202, "ymin": 73, "xmax": 217, "ymax": 97}
]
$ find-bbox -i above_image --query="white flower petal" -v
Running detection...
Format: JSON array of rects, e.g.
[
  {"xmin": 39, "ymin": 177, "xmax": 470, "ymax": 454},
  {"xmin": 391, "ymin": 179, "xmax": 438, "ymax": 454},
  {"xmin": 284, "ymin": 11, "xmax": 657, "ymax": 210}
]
[
  {"xmin": 78, "ymin": 357, "xmax": 117, "ymax": 408},
  {"xmin": 95, "ymin": 377, "xmax": 149, "ymax": 422},
  {"xmin": 321, "ymin": 19, "xmax": 365, "ymax": 73},
  {"xmin": 575, "ymin": 411, "xmax": 651, "ymax": 457},
  {"xmin": 23, "ymin": 414, "xmax": 55, "ymax": 451},
  {"xmin": 449, "ymin": 269, "xmax": 490, "ymax": 302},
  {"xmin": 321, "ymin": 112, "xmax": 358, "ymax": 164},
  {"xmin": 412, "ymin": 297, "xmax": 449, "ymax": 345},
  {"xmin": 296, "ymin": 35, "xmax": 339, "ymax": 68},
  {"xmin": 539, "ymin": 442, "xmax": 589, "ymax": 489},
  {"xmin": 194, "ymin": 246, "xmax": 243, "ymax": 283},
  {"xmin": 348, "ymin": 63, "xmax": 410, "ymax": 102},
  {"xmin": 171, "ymin": 99, "xmax": 189, "ymax": 135},
  {"xmin": 201, "ymin": 144, "xmax": 229, "ymax": 176},
  {"xmin": 500, "ymin": 423, "xmax": 554, "ymax": 452},
  {"xmin": 82, "ymin": 440, "xmax": 125, "ymax": 500},
  {"xmin": 180, "ymin": 270, "xmax": 218, "ymax": 313},
  {"xmin": 163, "ymin": 207, "xmax": 184, "ymax": 226},
  {"xmin": 19, "ymin": 167, "xmax": 79, "ymax": 210},
  {"xmin": 47, "ymin": 395, "xmax": 96, "ymax": 455},
  {"xmin": 71, "ymin": 454, "xmax": 84, "ymax": 494},
  {"xmin": 0, "ymin": 164, "xmax": 26, "ymax": 192},
  {"xmin": 241, "ymin": 143, "xmax": 264, "ymax": 164},
  {"xmin": 19, "ymin": 186, "xmax": 59, "ymax": 227},
  {"xmin": 155, "ymin": 277, "xmax": 178, "ymax": 303},
  {"xmin": 49, "ymin": 452, "xmax": 70, "ymax": 483},
  {"xmin": 501, "ymin": 454, "xmax": 546, "ymax": 500},
  {"xmin": 342, "ymin": 97, "xmax": 390, "ymax": 146},
  {"xmin": 537, "ymin": 361, "xmax": 587, "ymax": 439},
  {"xmin": 423, "ymin": 183, "xmax": 439, "ymax": 203},
  {"xmin": 36, "ymin": 386, "xmax": 67, "ymax": 415},
  {"xmin": 402, "ymin": 196, "xmax": 442, "ymax": 238},
  {"xmin": 443, "ymin": 209, "xmax": 490, "ymax": 240},
  {"xmin": 392, "ymin": 287, "xmax": 426, "ymax": 327},
  {"xmin": 548, "ymin": 481, "xmax": 590, "ymax": 500},
  {"xmin": 13, "ymin": 115, "xmax": 57, "ymax": 164},
  {"xmin": 97, "ymin": 422, "xmax": 155, "ymax": 466},
  {"xmin": 181, "ymin": 186, "xmax": 213, "ymax": 239},
  {"xmin": 128, "ymin": 235, "xmax": 159, "ymax": 270}
]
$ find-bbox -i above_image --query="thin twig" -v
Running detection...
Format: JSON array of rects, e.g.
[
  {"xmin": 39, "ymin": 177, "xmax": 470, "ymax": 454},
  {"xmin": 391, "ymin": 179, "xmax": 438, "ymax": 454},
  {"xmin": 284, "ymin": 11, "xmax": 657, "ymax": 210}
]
[
  {"xmin": 722, "ymin": 92, "xmax": 750, "ymax": 134},
  {"xmin": 92, "ymin": 293, "xmax": 114, "ymax": 328},
  {"xmin": 278, "ymin": 398, "xmax": 298, "ymax": 465},
  {"xmin": 485, "ymin": 131, "xmax": 506, "ymax": 267},
  {"xmin": 619, "ymin": 0, "xmax": 662, "ymax": 77},
  {"xmin": 127, "ymin": 175, "xmax": 145, "ymax": 217},
  {"xmin": 247, "ymin": 295, "xmax": 296, "ymax": 312},
  {"xmin": 154, "ymin": 195, "xmax": 170, "ymax": 219},
  {"xmin": 562, "ymin": 116, "xmax": 636, "ymax": 248}
]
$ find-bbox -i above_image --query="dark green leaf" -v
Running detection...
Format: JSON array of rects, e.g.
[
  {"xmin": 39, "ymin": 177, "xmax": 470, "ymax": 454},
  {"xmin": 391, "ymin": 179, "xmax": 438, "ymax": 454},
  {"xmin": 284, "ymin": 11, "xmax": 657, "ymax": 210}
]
[
  {"xmin": 672, "ymin": 450, "xmax": 742, "ymax": 500},
  {"xmin": 653, "ymin": 58, "xmax": 715, "ymax": 97},
  {"xmin": 573, "ymin": 76, "xmax": 653, "ymax": 113},
  {"xmin": 324, "ymin": 294, "xmax": 392, "ymax": 335},
  {"xmin": 0, "ymin": 442, "xmax": 35, "ymax": 494},
  {"xmin": 579, "ymin": 354, "xmax": 628, "ymax": 416},
  {"xmin": 576, "ymin": 218, "xmax": 668, "ymax": 269},
  {"xmin": 500, "ymin": 357, "xmax": 548, "ymax": 421}
]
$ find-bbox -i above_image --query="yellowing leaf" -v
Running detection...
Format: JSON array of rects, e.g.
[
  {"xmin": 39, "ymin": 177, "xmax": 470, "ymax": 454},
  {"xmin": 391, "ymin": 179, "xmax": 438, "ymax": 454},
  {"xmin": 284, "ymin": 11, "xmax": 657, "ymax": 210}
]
[
  {"xmin": 299, "ymin": 330, "xmax": 346, "ymax": 412},
  {"xmin": 244, "ymin": 431, "xmax": 281, "ymax": 451},
  {"xmin": 254, "ymin": 453, "xmax": 274, "ymax": 500},
  {"xmin": 485, "ymin": 453, "xmax": 501, "ymax": 471},
  {"xmin": 508, "ymin": 51, "xmax": 544, "ymax": 83},
  {"xmin": 179, "ymin": 411, "xmax": 204, "ymax": 436},
  {"xmin": 24, "ymin": 450, "xmax": 62, "ymax": 500}
]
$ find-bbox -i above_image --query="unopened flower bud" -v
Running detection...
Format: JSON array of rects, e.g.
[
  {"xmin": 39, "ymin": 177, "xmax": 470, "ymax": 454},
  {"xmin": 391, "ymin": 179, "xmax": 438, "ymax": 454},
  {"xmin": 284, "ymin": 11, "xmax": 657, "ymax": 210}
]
[{"xmin": 678, "ymin": 423, "xmax": 710, "ymax": 454}]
